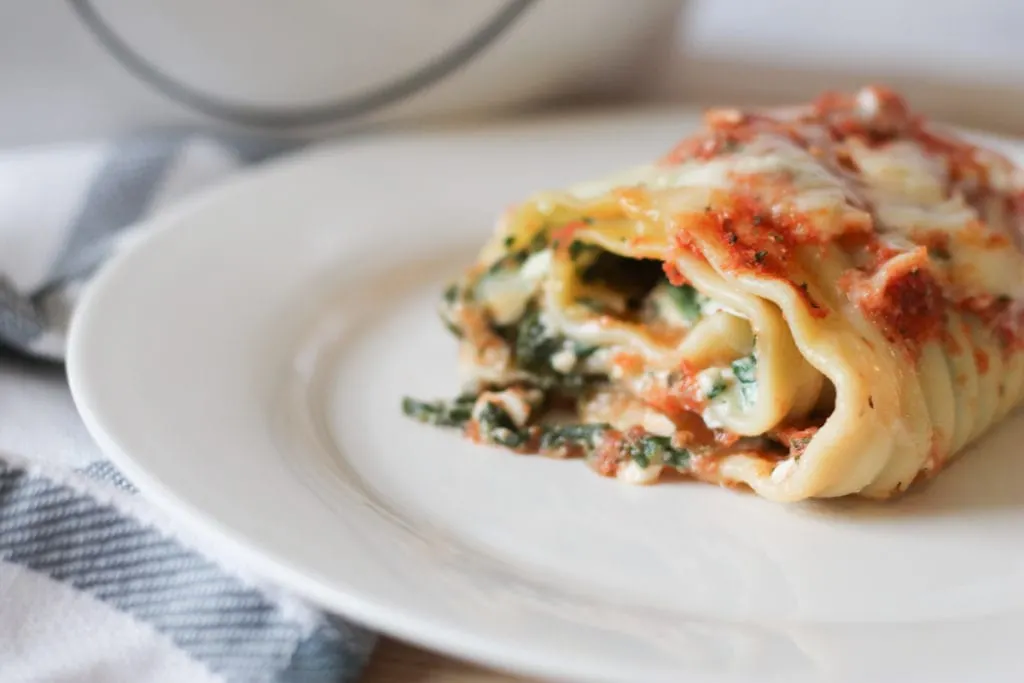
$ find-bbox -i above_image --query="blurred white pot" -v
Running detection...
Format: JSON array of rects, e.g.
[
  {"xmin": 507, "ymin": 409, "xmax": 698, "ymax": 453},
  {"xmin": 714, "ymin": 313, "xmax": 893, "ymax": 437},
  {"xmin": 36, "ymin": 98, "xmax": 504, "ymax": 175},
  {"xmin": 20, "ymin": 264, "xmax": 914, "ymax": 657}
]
[{"xmin": 0, "ymin": 1, "xmax": 684, "ymax": 145}]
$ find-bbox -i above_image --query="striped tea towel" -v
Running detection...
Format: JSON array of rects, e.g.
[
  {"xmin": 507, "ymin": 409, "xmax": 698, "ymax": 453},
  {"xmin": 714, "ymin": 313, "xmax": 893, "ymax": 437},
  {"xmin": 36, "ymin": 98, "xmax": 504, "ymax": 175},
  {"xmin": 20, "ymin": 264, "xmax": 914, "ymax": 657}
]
[{"xmin": 0, "ymin": 133, "xmax": 376, "ymax": 683}]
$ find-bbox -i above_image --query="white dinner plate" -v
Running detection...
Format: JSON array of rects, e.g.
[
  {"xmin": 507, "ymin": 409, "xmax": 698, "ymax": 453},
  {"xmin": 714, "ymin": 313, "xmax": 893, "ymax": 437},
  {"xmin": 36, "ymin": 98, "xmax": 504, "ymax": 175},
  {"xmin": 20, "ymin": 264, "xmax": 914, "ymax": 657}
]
[{"xmin": 68, "ymin": 107, "xmax": 1024, "ymax": 683}]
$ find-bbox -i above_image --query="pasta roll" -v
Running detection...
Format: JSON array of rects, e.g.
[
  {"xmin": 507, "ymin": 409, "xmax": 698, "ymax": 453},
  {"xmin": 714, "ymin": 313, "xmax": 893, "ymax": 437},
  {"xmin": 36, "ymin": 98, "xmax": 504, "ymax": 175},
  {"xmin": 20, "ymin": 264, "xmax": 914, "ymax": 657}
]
[{"xmin": 406, "ymin": 86, "xmax": 1024, "ymax": 502}]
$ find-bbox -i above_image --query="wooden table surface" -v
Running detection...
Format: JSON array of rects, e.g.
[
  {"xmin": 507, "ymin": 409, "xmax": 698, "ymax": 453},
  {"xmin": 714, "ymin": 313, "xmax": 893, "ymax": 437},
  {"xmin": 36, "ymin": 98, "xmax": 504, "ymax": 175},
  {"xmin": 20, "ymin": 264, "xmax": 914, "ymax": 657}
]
[{"xmin": 362, "ymin": 638, "xmax": 531, "ymax": 683}]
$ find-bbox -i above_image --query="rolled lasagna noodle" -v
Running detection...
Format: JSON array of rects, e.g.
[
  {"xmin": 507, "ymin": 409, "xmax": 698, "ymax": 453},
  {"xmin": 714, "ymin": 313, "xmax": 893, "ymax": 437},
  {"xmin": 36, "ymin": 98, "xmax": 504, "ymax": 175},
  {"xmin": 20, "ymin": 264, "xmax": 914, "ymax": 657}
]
[{"xmin": 408, "ymin": 86, "xmax": 1024, "ymax": 502}]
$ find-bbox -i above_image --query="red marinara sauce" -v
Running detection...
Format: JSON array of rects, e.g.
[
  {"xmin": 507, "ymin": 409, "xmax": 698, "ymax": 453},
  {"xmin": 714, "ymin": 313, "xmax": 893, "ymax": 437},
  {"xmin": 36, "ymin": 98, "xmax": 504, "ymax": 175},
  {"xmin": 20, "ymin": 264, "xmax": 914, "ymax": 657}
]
[
  {"xmin": 671, "ymin": 197, "xmax": 829, "ymax": 318},
  {"xmin": 841, "ymin": 248, "xmax": 946, "ymax": 354}
]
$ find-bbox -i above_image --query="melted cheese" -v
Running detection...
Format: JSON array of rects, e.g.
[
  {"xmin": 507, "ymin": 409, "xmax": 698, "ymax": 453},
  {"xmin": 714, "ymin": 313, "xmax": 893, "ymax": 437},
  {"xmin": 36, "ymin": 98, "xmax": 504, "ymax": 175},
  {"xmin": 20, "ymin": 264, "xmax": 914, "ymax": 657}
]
[{"xmin": 847, "ymin": 136, "xmax": 1024, "ymax": 298}]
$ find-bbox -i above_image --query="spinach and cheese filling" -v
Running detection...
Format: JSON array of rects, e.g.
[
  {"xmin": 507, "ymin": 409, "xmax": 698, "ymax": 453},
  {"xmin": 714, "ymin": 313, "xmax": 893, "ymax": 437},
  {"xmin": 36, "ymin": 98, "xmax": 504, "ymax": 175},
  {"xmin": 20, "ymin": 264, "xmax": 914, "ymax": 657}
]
[
  {"xmin": 403, "ymin": 86, "xmax": 1024, "ymax": 501},
  {"xmin": 406, "ymin": 221, "xmax": 799, "ymax": 486}
]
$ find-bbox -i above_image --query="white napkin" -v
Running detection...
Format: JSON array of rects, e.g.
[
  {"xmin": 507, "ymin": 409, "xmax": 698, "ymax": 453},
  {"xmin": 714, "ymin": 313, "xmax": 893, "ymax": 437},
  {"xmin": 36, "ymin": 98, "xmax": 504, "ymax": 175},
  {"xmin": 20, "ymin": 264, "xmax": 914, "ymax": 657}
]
[{"xmin": 0, "ymin": 133, "xmax": 376, "ymax": 683}]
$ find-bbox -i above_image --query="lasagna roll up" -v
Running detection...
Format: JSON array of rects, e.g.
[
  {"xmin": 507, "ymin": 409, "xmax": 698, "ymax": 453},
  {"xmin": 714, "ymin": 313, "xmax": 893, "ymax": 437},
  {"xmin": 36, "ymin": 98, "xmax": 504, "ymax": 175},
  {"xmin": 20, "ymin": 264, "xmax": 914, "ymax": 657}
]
[{"xmin": 403, "ymin": 86, "xmax": 1024, "ymax": 502}]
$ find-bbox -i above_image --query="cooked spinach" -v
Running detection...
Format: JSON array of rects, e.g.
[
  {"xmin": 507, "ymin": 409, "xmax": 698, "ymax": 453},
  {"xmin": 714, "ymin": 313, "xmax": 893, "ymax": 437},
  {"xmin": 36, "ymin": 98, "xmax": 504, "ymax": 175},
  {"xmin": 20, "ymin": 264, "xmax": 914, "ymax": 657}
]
[
  {"xmin": 705, "ymin": 379, "xmax": 728, "ymax": 400},
  {"xmin": 476, "ymin": 401, "xmax": 528, "ymax": 448},
  {"xmin": 514, "ymin": 309, "xmax": 564, "ymax": 373},
  {"xmin": 664, "ymin": 283, "xmax": 705, "ymax": 324},
  {"xmin": 539, "ymin": 424, "xmax": 691, "ymax": 470},
  {"xmin": 402, "ymin": 392, "xmax": 694, "ymax": 473},
  {"xmin": 731, "ymin": 354, "xmax": 757, "ymax": 383},
  {"xmin": 512, "ymin": 308, "xmax": 598, "ymax": 379},
  {"xmin": 573, "ymin": 344, "xmax": 599, "ymax": 363},
  {"xmin": 539, "ymin": 423, "xmax": 610, "ymax": 450},
  {"xmin": 401, "ymin": 395, "xmax": 475, "ymax": 427},
  {"xmin": 439, "ymin": 283, "xmax": 464, "ymax": 338},
  {"xmin": 485, "ymin": 230, "xmax": 549, "ymax": 276},
  {"xmin": 790, "ymin": 435, "xmax": 812, "ymax": 455},
  {"xmin": 527, "ymin": 230, "xmax": 548, "ymax": 252},
  {"xmin": 486, "ymin": 249, "xmax": 530, "ymax": 276},
  {"xmin": 441, "ymin": 319, "xmax": 463, "ymax": 338},
  {"xmin": 442, "ymin": 283, "xmax": 460, "ymax": 304},
  {"xmin": 660, "ymin": 443, "xmax": 692, "ymax": 469},
  {"xmin": 626, "ymin": 434, "xmax": 691, "ymax": 469},
  {"xmin": 553, "ymin": 373, "xmax": 606, "ymax": 394},
  {"xmin": 731, "ymin": 353, "xmax": 758, "ymax": 405},
  {"xmin": 568, "ymin": 240, "xmax": 593, "ymax": 261}
]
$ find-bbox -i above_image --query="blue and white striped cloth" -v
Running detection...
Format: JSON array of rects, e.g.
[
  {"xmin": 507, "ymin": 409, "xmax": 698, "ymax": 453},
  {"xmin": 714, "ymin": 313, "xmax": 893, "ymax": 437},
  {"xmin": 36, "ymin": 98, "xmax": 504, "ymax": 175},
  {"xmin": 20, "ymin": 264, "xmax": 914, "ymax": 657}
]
[{"xmin": 0, "ymin": 134, "xmax": 376, "ymax": 683}]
